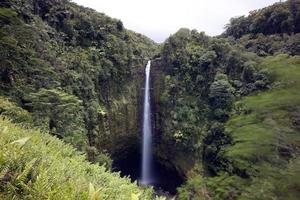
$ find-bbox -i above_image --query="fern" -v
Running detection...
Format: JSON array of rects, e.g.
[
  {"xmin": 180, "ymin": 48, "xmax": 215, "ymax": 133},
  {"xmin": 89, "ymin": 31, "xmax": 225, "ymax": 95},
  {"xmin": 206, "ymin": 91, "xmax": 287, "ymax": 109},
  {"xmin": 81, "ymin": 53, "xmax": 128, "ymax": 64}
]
[
  {"xmin": 0, "ymin": 165, "xmax": 10, "ymax": 179},
  {"xmin": 17, "ymin": 158, "xmax": 37, "ymax": 183},
  {"xmin": 89, "ymin": 183, "xmax": 101, "ymax": 200},
  {"xmin": 0, "ymin": 117, "xmax": 154, "ymax": 199},
  {"xmin": 11, "ymin": 137, "xmax": 31, "ymax": 147}
]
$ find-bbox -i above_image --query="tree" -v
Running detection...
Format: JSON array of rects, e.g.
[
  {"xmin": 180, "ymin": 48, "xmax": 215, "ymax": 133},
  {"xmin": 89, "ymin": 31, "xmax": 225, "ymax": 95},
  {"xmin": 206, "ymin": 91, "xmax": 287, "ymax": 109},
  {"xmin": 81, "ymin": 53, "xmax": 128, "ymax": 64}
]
[
  {"xmin": 225, "ymin": 16, "xmax": 251, "ymax": 38},
  {"xmin": 25, "ymin": 88, "xmax": 86, "ymax": 148},
  {"xmin": 209, "ymin": 73, "xmax": 235, "ymax": 121}
]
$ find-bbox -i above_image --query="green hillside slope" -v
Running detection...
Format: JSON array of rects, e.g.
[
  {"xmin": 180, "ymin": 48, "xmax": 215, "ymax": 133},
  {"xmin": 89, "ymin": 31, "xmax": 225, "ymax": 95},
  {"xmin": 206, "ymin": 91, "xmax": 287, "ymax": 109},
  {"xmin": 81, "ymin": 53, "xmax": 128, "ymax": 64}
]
[
  {"xmin": 0, "ymin": 102, "xmax": 153, "ymax": 199},
  {"xmin": 177, "ymin": 55, "xmax": 300, "ymax": 199},
  {"xmin": 224, "ymin": 54, "xmax": 300, "ymax": 199}
]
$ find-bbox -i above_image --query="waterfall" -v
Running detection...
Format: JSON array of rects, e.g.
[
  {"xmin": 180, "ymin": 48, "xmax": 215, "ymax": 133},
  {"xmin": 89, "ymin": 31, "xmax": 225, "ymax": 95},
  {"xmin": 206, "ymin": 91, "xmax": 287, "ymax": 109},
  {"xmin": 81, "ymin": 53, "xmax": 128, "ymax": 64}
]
[{"xmin": 141, "ymin": 60, "xmax": 153, "ymax": 185}]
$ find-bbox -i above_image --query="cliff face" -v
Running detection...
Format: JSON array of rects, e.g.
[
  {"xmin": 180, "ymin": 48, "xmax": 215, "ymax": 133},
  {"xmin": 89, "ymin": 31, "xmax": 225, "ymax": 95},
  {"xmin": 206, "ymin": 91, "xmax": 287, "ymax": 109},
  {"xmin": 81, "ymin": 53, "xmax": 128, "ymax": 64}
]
[
  {"xmin": 98, "ymin": 60, "xmax": 147, "ymax": 159},
  {"xmin": 150, "ymin": 58, "xmax": 195, "ymax": 178}
]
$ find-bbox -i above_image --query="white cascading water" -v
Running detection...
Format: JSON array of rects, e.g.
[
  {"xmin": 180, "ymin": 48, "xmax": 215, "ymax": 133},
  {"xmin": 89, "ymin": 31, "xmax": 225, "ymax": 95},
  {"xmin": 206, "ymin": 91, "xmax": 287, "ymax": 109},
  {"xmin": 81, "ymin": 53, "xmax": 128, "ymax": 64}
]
[{"xmin": 141, "ymin": 60, "xmax": 153, "ymax": 185}]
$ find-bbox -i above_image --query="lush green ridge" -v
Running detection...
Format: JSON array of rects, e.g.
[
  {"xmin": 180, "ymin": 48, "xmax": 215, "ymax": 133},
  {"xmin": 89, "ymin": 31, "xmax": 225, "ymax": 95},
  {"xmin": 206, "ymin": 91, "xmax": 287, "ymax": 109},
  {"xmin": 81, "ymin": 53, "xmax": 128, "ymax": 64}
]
[
  {"xmin": 226, "ymin": 54, "xmax": 300, "ymax": 164},
  {"xmin": 152, "ymin": 28, "xmax": 269, "ymax": 176},
  {"xmin": 224, "ymin": 0, "xmax": 300, "ymax": 56},
  {"xmin": 224, "ymin": 0, "xmax": 300, "ymax": 38}
]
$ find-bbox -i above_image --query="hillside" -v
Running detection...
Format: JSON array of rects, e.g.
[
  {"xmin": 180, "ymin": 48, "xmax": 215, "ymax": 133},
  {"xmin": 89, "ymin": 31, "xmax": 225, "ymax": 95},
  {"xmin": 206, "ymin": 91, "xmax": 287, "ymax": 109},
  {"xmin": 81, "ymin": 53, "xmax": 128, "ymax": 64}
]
[
  {"xmin": 0, "ymin": 0, "xmax": 157, "ymax": 164},
  {"xmin": 223, "ymin": 0, "xmax": 300, "ymax": 56},
  {"xmin": 150, "ymin": 0, "xmax": 300, "ymax": 199},
  {"xmin": 0, "ymin": 100, "xmax": 153, "ymax": 199},
  {"xmin": 175, "ymin": 54, "xmax": 300, "ymax": 200}
]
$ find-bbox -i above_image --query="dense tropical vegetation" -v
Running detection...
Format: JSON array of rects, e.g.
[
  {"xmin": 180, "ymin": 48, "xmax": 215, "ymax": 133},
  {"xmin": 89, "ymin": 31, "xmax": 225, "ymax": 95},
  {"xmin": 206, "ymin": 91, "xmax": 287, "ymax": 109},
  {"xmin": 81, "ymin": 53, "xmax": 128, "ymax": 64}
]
[
  {"xmin": 0, "ymin": 0, "xmax": 156, "ymax": 161},
  {"xmin": 152, "ymin": 0, "xmax": 300, "ymax": 199},
  {"xmin": 0, "ymin": 0, "xmax": 300, "ymax": 199},
  {"xmin": 224, "ymin": 0, "xmax": 300, "ymax": 56}
]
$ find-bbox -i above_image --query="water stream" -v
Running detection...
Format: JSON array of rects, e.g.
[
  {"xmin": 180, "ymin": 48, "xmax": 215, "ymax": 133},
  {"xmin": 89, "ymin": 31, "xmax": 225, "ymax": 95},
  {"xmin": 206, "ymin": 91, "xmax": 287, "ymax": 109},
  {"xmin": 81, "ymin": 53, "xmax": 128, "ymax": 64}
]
[{"xmin": 141, "ymin": 60, "xmax": 153, "ymax": 185}]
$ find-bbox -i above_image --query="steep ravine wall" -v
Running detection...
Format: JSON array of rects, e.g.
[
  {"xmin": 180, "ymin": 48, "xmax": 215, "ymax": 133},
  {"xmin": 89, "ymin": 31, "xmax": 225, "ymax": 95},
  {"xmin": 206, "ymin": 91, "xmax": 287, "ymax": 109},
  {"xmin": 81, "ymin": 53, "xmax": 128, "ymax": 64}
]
[
  {"xmin": 95, "ymin": 61, "xmax": 148, "ymax": 160},
  {"xmin": 150, "ymin": 59, "xmax": 195, "ymax": 178}
]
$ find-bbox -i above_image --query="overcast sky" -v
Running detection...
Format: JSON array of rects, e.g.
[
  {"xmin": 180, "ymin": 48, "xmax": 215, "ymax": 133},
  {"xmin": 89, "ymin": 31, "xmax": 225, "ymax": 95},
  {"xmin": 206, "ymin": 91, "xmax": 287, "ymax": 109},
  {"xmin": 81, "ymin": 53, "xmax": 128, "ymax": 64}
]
[{"xmin": 72, "ymin": 0, "xmax": 280, "ymax": 43}]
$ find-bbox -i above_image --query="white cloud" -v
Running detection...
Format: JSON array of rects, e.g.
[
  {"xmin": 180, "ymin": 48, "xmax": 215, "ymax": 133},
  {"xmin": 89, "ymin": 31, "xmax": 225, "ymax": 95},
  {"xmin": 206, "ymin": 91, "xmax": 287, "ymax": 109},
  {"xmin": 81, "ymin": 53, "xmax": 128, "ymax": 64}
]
[{"xmin": 71, "ymin": 0, "xmax": 281, "ymax": 43}]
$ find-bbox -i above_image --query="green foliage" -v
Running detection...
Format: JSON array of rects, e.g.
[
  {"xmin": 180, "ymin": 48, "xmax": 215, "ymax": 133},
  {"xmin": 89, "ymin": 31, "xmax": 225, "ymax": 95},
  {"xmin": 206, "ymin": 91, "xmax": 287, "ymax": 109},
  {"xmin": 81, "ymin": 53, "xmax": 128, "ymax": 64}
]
[
  {"xmin": 205, "ymin": 173, "xmax": 247, "ymax": 200},
  {"xmin": 160, "ymin": 26, "xmax": 300, "ymax": 200},
  {"xmin": 213, "ymin": 54, "xmax": 300, "ymax": 199},
  {"xmin": 0, "ymin": 0, "xmax": 157, "ymax": 164},
  {"xmin": 224, "ymin": 0, "xmax": 300, "ymax": 56},
  {"xmin": 203, "ymin": 122, "xmax": 231, "ymax": 174},
  {"xmin": 156, "ymin": 27, "xmax": 275, "ymax": 199},
  {"xmin": 0, "ymin": 117, "xmax": 154, "ymax": 199},
  {"xmin": 209, "ymin": 73, "xmax": 235, "ymax": 121},
  {"xmin": 86, "ymin": 146, "xmax": 112, "ymax": 169},
  {"xmin": 158, "ymin": 29, "xmax": 265, "ymax": 155},
  {"xmin": 177, "ymin": 175, "xmax": 206, "ymax": 200},
  {"xmin": 126, "ymin": 30, "xmax": 157, "ymax": 60},
  {"xmin": 224, "ymin": 0, "xmax": 300, "ymax": 38},
  {"xmin": 0, "ymin": 96, "xmax": 32, "ymax": 125},
  {"xmin": 25, "ymin": 88, "xmax": 86, "ymax": 149},
  {"xmin": 236, "ymin": 33, "xmax": 300, "ymax": 56},
  {"xmin": 2, "ymin": 0, "xmax": 300, "ymax": 199},
  {"xmin": 0, "ymin": 8, "xmax": 18, "ymax": 26}
]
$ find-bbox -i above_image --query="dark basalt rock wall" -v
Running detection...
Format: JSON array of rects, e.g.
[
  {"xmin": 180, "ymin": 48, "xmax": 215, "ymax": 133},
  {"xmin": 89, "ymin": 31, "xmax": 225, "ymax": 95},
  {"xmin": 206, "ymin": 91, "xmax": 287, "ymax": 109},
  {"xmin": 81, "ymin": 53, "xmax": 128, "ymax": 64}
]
[{"xmin": 105, "ymin": 60, "xmax": 148, "ymax": 160}]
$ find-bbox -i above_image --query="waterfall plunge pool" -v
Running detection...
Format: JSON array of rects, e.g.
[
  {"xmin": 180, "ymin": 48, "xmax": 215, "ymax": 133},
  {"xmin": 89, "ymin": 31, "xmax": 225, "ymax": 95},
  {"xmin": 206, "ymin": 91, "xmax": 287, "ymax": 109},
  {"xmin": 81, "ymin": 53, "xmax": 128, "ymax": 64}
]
[{"xmin": 112, "ymin": 147, "xmax": 184, "ymax": 195}]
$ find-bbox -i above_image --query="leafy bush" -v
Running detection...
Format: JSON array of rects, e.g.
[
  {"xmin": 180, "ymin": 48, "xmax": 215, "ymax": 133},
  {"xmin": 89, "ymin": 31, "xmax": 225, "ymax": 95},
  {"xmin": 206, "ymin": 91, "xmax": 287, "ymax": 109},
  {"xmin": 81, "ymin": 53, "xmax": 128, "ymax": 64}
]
[{"xmin": 0, "ymin": 96, "xmax": 32, "ymax": 125}]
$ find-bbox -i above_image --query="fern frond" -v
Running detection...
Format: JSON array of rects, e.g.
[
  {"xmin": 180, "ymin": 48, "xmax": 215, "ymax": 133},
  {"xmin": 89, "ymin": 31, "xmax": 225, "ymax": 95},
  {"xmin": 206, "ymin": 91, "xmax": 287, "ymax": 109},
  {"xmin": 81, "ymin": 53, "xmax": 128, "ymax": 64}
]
[
  {"xmin": 11, "ymin": 137, "xmax": 31, "ymax": 147},
  {"xmin": 89, "ymin": 183, "xmax": 101, "ymax": 200},
  {"xmin": 17, "ymin": 158, "xmax": 37, "ymax": 183}
]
